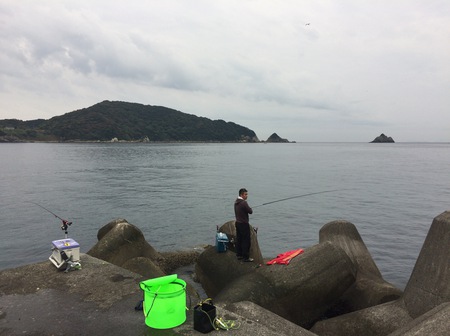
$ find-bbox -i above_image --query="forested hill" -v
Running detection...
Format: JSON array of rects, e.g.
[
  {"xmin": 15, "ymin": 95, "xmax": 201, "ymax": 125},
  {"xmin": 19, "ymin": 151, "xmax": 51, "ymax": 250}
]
[{"xmin": 0, "ymin": 101, "xmax": 259, "ymax": 142}]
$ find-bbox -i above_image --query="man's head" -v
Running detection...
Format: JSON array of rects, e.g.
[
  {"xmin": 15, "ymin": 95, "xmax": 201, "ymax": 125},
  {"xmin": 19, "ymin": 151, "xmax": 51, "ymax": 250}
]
[{"xmin": 239, "ymin": 188, "xmax": 248, "ymax": 200}]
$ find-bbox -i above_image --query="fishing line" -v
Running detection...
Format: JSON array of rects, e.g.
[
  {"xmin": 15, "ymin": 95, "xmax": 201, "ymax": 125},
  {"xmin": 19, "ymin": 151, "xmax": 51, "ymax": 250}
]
[{"xmin": 252, "ymin": 189, "xmax": 345, "ymax": 209}]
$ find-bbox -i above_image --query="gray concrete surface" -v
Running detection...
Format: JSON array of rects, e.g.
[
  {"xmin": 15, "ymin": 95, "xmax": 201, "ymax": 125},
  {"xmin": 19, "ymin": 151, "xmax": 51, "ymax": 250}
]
[
  {"xmin": 0, "ymin": 254, "xmax": 313, "ymax": 336},
  {"xmin": 212, "ymin": 242, "xmax": 357, "ymax": 329},
  {"xmin": 310, "ymin": 211, "xmax": 450, "ymax": 336},
  {"xmin": 387, "ymin": 303, "xmax": 450, "ymax": 336},
  {"xmin": 319, "ymin": 220, "xmax": 402, "ymax": 311},
  {"xmin": 402, "ymin": 211, "xmax": 450, "ymax": 318}
]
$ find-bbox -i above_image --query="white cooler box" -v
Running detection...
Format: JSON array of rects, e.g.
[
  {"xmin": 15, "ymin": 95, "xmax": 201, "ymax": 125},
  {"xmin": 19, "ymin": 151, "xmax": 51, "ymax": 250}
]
[{"xmin": 49, "ymin": 238, "xmax": 80, "ymax": 269}]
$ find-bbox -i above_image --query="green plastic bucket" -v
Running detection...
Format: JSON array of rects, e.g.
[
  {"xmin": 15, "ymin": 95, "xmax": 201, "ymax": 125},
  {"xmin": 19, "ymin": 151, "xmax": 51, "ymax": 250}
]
[{"xmin": 139, "ymin": 274, "xmax": 187, "ymax": 329}]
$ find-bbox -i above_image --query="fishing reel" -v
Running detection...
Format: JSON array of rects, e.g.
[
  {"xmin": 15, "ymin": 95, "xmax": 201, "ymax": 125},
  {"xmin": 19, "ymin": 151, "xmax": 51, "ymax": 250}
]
[{"xmin": 61, "ymin": 220, "xmax": 72, "ymax": 233}]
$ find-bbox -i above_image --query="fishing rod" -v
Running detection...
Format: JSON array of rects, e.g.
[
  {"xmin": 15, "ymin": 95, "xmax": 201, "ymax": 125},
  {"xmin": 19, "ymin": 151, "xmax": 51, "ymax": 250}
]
[
  {"xmin": 31, "ymin": 202, "xmax": 72, "ymax": 235},
  {"xmin": 252, "ymin": 189, "xmax": 344, "ymax": 208}
]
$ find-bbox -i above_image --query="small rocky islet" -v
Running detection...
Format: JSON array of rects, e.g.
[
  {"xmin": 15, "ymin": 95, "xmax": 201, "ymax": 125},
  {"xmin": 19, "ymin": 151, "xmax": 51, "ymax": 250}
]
[{"xmin": 371, "ymin": 133, "xmax": 395, "ymax": 143}]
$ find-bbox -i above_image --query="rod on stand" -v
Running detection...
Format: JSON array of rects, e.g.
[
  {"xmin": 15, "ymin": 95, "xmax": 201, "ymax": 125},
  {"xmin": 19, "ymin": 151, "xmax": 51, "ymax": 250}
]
[{"xmin": 31, "ymin": 202, "xmax": 72, "ymax": 238}]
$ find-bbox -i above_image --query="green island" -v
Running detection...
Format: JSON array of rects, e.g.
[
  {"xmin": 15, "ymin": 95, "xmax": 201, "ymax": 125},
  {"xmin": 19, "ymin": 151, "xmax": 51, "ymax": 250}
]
[{"xmin": 0, "ymin": 101, "xmax": 261, "ymax": 143}]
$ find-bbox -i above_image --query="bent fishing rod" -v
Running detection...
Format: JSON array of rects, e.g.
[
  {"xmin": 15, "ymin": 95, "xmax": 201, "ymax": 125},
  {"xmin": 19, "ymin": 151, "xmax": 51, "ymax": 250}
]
[
  {"xmin": 252, "ymin": 189, "xmax": 344, "ymax": 209},
  {"xmin": 30, "ymin": 202, "xmax": 72, "ymax": 234}
]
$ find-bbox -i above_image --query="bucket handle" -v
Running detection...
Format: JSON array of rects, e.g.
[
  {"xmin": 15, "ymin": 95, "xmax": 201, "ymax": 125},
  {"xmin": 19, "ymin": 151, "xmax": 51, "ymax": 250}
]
[{"xmin": 144, "ymin": 285, "xmax": 161, "ymax": 318}]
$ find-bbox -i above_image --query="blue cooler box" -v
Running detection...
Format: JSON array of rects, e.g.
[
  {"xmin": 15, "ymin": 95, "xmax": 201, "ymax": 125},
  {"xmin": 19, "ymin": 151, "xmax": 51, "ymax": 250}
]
[{"xmin": 215, "ymin": 232, "xmax": 229, "ymax": 253}]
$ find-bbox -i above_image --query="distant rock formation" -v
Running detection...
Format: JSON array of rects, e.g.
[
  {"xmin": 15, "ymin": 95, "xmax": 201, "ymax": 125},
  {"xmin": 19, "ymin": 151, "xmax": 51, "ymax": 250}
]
[
  {"xmin": 266, "ymin": 133, "xmax": 290, "ymax": 143},
  {"xmin": 371, "ymin": 133, "xmax": 395, "ymax": 143}
]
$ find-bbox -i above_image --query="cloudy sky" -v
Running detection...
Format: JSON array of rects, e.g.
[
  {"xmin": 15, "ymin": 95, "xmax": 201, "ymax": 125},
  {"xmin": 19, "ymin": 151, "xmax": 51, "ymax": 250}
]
[{"xmin": 1, "ymin": 0, "xmax": 449, "ymax": 142}]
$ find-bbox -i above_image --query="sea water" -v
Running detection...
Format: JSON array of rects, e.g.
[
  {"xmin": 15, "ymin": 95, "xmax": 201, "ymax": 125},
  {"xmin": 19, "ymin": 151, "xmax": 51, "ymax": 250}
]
[{"xmin": 0, "ymin": 142, "xmax": 449, "ymax": 289}]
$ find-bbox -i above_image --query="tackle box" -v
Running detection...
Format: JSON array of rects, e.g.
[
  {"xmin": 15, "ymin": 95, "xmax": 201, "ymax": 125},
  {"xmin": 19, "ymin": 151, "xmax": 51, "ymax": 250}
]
[
  {"xmin": 215, "ymin": 232, "xmax": 229, "ymax": 253},
  {"xmin": 49, "ymin": 238, "xmax": 80, "ymax": 269}
]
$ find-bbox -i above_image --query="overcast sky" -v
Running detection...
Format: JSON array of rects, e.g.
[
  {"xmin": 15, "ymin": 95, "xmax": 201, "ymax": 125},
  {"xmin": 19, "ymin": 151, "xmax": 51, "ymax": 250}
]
[{"xmin": 1, "ymin": 1, "xmax": 449, "ymax": 142}]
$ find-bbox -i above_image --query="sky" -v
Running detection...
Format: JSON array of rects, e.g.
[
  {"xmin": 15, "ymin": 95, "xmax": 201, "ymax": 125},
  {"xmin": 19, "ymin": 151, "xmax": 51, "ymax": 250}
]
[{"xmin": 1, "ymin": 1, "xmax": 449, "ymax": 142}]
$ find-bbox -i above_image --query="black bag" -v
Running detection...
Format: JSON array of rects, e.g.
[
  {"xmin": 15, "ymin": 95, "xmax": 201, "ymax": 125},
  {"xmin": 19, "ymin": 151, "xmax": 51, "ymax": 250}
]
[{"xmin": 193, "ymin": 300, "xmax": 217, "ymax": 333}]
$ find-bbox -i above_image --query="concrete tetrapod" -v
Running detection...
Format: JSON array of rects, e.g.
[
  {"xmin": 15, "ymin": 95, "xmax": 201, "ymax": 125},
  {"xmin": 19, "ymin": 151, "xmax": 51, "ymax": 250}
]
[
  {"xmin": 211, "ymin": 242, "xmax": 357, "ymax": 329},
  {"xmin": 311, "ymin": 211, "xmax": 450, "ymax": 336},
  {"xmin": 87, "ymin": 219, "xmax": 161, "ymax": 266},
  {"xmin": 319, "ymin": 220, "xmax": 402, "ymax": 312}
]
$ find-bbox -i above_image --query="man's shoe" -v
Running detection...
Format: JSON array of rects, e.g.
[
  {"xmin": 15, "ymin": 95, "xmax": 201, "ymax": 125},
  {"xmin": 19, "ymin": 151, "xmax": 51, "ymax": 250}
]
[
  {"xmin": 237, "ymin": 256, "xmax": 243, "ymax": 260},
  {"xmin": 243, "ymin": 258, "xmax": 254, "ymax": 262}
]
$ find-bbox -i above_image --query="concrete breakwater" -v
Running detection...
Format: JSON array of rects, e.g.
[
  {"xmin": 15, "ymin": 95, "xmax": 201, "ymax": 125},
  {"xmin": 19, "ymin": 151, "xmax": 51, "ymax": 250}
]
[{"xmin": 1, "ymin": 212, "xmax": 449, "ymax": 335}]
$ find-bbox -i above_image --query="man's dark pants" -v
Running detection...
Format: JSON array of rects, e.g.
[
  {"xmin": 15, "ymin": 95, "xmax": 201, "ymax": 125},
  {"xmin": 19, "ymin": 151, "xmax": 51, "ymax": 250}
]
[{"xmin": 235, "ymin": 222, "xmax": 251, "ymax": 259}]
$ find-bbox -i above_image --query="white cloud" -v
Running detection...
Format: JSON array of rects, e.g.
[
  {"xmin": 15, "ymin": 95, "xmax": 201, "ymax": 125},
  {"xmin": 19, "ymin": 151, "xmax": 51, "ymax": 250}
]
[{"xmin": 1, "ymin": 0, "xmax": 449, "ymax": 141}]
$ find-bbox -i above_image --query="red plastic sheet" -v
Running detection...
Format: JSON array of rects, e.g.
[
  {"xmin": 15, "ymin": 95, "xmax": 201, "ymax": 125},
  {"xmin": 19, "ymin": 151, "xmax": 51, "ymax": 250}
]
[{"xmin": 266, "ymin": 248, "xmax": 304, "ymax": 265}]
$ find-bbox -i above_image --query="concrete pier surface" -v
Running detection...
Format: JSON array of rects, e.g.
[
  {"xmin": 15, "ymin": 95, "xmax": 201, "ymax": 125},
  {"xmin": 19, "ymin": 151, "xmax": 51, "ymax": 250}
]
[
  {"xmin": 2, "ymin": 211, "xmax": 449, "ymax": 335},
  {"xmin": 0, "ymin": 254, "xmax": 312, "ymax": 336}
]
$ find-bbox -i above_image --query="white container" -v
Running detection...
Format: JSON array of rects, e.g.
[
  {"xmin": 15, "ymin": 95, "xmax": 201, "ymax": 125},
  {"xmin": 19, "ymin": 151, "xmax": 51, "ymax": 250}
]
[{"xmin": 49, "ymin": 238, "xmax": 80, "ymax": 269}]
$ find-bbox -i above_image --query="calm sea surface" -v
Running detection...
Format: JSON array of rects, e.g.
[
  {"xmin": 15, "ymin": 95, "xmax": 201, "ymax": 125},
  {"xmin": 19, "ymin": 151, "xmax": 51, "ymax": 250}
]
[{"xmin": 1, "ymin": 142, "xmax": 449, "ymax": 289}]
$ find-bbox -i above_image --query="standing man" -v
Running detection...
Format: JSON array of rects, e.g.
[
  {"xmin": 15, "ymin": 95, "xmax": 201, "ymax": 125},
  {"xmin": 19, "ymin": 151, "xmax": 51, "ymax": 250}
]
[{"xmin": 234, "ymin": 188, "xmax": 253, "ymax": 262}]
